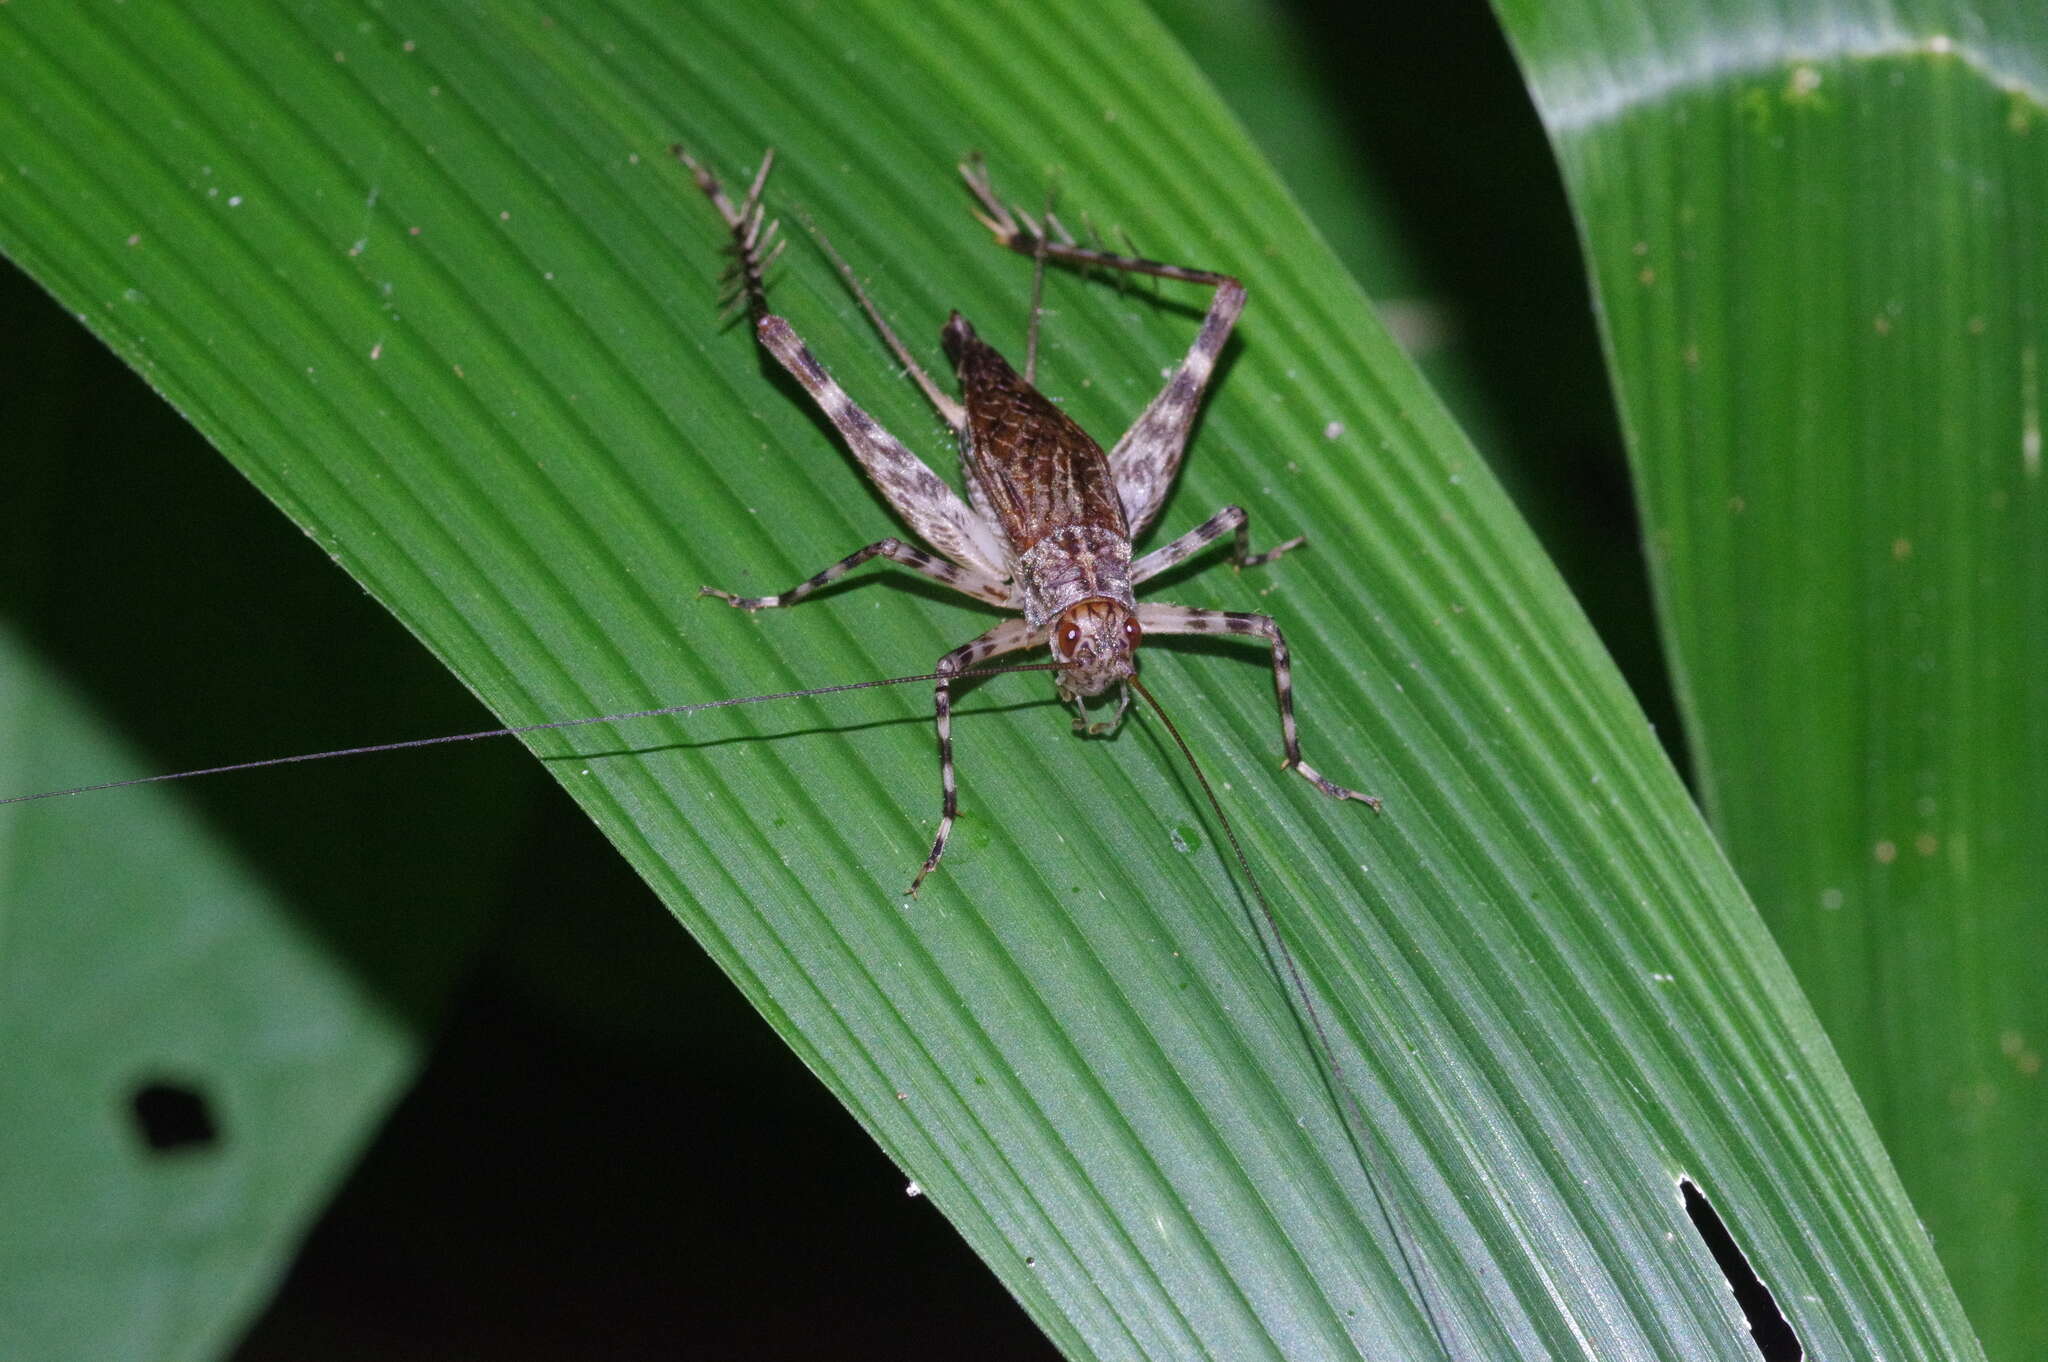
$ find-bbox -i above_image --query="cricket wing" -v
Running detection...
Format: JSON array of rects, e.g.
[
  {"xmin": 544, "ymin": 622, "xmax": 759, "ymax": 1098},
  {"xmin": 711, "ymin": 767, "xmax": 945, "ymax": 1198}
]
[{"xmin": 943, "ymin": 314, "xmax": 1127, "ymax": 551}]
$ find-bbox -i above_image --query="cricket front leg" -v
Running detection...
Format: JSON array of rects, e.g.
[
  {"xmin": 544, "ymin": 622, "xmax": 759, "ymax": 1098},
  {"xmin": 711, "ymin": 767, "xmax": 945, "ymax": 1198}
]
[
  {"xmin": 910, "ymin": 618, "xmax": 1039, "ymax": 896},
  {"xmin": 1129, "ymin": 505, "xmax": 1305, "ymax": 586},
  {"xmin": 961, "ymin": 160, "xmax": 1245, "ymax": 537},
  {"xmin": 702, "ymin": 538, "xmax": 1010, "ymax": 611},
  {"xmin": 1135, "ymin": 603, "xmax": 1381, "ymax": 808},
  {"xmin": 1070, "ymin": 686, "xmax": 1132, "ymax": 738}
]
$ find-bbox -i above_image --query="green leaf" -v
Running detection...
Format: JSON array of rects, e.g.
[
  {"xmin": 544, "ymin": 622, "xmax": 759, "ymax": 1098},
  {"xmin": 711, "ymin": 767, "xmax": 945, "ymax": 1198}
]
[
  {"xmin": 0, "ymin": 2, "xmax": 1981, "ymax": 1356},
  {"xmin": 1496, "ymin": 0, "xmax": 2048, "ymax": 1352}
]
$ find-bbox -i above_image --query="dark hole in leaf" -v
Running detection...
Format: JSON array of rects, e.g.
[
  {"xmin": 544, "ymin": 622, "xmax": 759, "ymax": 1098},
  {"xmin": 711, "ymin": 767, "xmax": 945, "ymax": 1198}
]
[
  {"xmin": 130, "ymin": 1080, "xmax": 220, "ymax": 1153},
  {"xmin": 1681, "ymin": 1178, "xmax": 1802, "ymax": 1360}
]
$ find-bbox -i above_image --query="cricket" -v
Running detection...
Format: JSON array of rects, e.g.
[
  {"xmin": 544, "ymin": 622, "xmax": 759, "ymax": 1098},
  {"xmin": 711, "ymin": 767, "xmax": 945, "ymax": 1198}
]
[{"xmin": 683, "ymin": 148, "xmax": 1379, "ymax": 894}]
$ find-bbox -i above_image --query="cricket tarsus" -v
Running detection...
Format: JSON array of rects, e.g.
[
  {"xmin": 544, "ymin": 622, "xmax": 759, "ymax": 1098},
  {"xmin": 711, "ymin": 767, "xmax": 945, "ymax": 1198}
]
[
  {"xmin": 673, "ymin": 145, "xmax": 782, "ymax": 327},
  {"xmin": 684, "ymin": 148, "xmax": 1374, "ymax": 894},
  {"xmin": 0, "ymin": 665, "xmax": 1056, "ymax": 807},
  {"xmin": 1130, "ymin": 678, "xmax": 1455, "ymax": 1359}
]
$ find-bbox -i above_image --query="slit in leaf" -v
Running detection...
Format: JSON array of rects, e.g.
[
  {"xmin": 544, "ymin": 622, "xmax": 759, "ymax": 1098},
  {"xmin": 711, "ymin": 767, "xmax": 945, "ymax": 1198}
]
[{"xmin": 1681, "ymin": 1177, "xmax": 1802, "ymax": 1360}]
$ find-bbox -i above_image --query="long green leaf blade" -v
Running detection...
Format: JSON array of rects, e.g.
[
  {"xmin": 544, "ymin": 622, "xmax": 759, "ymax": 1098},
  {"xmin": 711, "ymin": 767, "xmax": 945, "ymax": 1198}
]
[{"xmin": 1495, "ymin": 0, "xmax": 2047, "ymax": 1352}]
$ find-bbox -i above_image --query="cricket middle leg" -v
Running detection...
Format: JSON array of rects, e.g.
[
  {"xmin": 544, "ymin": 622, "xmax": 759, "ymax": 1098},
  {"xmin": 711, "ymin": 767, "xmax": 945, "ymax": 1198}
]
[
  {"xmin": 911, "ymin": 618, "xmax": 1040, "ymax": 896},
  {"xmin": 701, "ymin": 538, "xmax": 1010, "ymax": 612},
  {"xmin": 1134, "ymin": 602, "xmax": 1380, "ymax": 808},
  {"xmin": 1129, "ymin": 505, "xmax": 1305, "ymax": 586}
]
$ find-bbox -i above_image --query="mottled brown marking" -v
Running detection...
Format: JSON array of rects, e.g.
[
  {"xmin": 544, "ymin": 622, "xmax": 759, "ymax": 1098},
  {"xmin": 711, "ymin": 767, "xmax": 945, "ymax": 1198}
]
[{"xmin": 942, "ymin": 314, "xmax": 1127, "ymax": 552}]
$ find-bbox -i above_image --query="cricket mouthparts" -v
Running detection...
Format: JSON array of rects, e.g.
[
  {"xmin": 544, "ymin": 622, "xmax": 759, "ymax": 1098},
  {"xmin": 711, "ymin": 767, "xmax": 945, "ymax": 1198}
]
[{"xmin": 1049, "ymin": 599, "xmax": 1141, "ymax": 698}]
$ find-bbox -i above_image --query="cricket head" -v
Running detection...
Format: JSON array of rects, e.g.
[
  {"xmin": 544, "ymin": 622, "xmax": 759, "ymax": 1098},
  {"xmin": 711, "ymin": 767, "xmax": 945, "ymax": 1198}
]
[{"xmin": 1049, "ymin": 599, "xmax": 1140, "ymax": 699}]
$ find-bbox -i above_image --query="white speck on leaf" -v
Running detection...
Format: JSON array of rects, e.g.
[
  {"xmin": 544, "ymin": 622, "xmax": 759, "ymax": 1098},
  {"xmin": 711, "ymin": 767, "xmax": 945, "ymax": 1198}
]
[{"xmin": 2022, "ymin": 342, "xmax": 2040, "ymax": 478}]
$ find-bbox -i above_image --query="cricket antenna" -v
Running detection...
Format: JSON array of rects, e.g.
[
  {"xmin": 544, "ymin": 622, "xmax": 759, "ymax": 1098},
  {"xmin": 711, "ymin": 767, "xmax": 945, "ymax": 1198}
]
[
  {"xmin": 1127, "ymin": 675, "xmax": 1457, "ymax": 1359},
  {"xmin": 0, "ymin": 664, "xmax": 1060, "ymax": 807}
]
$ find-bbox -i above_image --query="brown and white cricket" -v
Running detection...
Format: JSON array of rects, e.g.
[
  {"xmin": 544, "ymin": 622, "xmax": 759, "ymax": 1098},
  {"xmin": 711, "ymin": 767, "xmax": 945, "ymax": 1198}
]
[{"xmin": 682, "ymin": 149, "xmax": 1379, "ymax": 893}]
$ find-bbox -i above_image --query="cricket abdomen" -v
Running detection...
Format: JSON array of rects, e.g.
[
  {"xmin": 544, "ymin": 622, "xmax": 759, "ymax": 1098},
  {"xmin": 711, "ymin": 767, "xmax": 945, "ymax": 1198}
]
[{"xmin": 943, "ymin": 313, "xmax": 1127, "ymax": 556}]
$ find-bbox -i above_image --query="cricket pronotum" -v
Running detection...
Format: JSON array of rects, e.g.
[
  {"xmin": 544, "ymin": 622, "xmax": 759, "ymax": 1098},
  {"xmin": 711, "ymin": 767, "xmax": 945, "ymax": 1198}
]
[{"xmin": 681, "ymin": 149, "xmax": 1379, "ymax": 894}]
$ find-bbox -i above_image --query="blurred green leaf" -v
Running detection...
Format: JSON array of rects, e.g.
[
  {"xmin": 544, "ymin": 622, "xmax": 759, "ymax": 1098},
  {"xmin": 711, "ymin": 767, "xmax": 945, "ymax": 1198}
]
[
  {"xmin": 1496, "ymin": 0, "xmax": 2048, "ymax": 1353},
  {"xmin": 0, "ymin": 271, "xmax": 522, "ymax": 1359},
  {"xmin": 0, "ymin": 2, "xmax": 1984, "ymax": 1356}
]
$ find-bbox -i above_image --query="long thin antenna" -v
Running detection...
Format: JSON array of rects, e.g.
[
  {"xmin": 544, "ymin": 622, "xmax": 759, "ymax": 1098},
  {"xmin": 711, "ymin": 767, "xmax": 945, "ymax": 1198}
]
[
  {"xmin": 1128, "ymin": 676, "xmax": 1456, "ymax": 1359},
  {"xmin": 2, "ymin": 664, "xmax": 1058, "ymax": 807}
]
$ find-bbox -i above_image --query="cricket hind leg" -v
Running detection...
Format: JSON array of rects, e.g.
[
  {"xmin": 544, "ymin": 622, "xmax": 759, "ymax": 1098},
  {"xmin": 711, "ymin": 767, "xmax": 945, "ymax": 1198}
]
[
  {"xmin": 701, "ymin": 537, "xmax": 1010, "ymax": 611},
  {"xmin": 682, "ymin": 147, "xmax": 961, "ymax": 427},
  {"xmin": 1134, "ymin": 602, "xmax": 1381, "ymax": 808},
  {"xmin": 1130, "ymin": 504, "xmax": 1305, "ymax": 586},
  {"xmin": 962, "ymin": 157, "xmax": 1233, "ymax": 290},
  {"xmin": 682, "ymin": 149, "xmax": 1009, "ymax": 578},
  {"xmin": 912, "ymin": 618, "xmax": 1040, "ymax": 896},
  {"xmin": 676, "ymin": 147, "xmax": 784, "ymax": 327},
  {"xmin": 961, "ymin": 159, "xmax": 1245, "ymax": 538}
]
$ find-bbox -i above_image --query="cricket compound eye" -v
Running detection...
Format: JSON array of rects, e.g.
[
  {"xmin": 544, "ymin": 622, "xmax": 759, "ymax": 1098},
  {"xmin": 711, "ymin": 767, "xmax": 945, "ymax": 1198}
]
[{"xmin": 1124, "ymin": 617, "xmax": 1142, "ymax": 649}]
